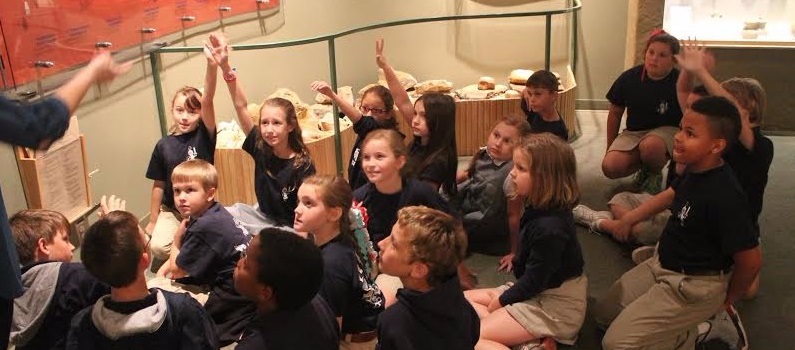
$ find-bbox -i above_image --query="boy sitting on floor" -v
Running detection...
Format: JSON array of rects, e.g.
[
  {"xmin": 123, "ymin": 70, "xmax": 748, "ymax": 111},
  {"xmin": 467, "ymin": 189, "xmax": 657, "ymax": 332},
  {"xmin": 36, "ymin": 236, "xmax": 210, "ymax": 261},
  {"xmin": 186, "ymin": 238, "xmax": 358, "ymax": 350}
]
[{"xmin": 375, "ymin": 206, "xmax": 480, "ymax": 350}]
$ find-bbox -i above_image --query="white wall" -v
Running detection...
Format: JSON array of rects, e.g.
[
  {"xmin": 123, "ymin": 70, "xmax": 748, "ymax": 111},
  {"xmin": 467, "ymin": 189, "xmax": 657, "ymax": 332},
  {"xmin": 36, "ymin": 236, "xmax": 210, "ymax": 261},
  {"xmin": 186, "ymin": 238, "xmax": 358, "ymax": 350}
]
[{"xmin": 1, "ymin": 0, "xmax": 627, "ymax": 219}]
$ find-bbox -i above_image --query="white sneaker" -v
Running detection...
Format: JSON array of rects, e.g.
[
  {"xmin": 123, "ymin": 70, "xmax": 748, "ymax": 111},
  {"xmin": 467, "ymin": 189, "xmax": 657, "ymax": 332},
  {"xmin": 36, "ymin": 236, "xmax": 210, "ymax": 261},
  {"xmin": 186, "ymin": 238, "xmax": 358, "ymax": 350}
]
[
  {"xmin": 572, "ymin": 205, "xmax": 613, "ymax": 233},
  {"xmin": 631, "ymin": 246, "xmax": 656, "ymax": 265},
  {"xmin": 696, "ymin": 306, "xmax": 748, "ymax": 350}
]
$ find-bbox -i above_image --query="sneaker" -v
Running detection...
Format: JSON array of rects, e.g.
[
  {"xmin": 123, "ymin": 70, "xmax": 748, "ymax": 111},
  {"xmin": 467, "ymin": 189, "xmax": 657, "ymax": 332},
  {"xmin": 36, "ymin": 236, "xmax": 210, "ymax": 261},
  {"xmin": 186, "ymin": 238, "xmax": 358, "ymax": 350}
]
[
  {"xmin": 572, "ymin": 205, "xmax": 613, "ymax": 233},
  {"xmin": 696, "ymin": 306, "xmax": 748, "ymax": 350},
  {"xmin": 631, "ymin": 245, "xmax": 656, "ymax": 265}
]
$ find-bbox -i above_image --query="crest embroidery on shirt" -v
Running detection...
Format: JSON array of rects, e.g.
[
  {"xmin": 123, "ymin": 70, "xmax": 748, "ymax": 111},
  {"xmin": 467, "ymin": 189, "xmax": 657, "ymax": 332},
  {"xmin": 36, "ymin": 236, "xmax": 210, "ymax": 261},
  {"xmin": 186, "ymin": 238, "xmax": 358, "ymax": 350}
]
[
  {"xmin": 186, "ymin": 146, "xmax": 198, "ymax": 160},
  {"xmin": 657, "ymin": 101, "xmax": 669, "ymax": 115},
  {"xmin": 678, "ymin": 201, "xmax": 691, "ymax": 226}
]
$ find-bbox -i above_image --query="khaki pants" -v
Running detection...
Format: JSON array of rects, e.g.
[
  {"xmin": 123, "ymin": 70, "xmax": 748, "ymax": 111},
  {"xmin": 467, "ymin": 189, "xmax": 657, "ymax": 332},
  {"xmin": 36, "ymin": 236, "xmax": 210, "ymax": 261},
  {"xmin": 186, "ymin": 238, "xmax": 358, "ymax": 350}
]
[
  {"xmin": 339, "ymin": 338, "xmax": 377, "ymax": 350},
  {"xmin": 594, "ymin": 256, "xmax": 729, "ymax": 350},
  {"xmin": 149, "ymin": 208, "xmax": 182, "ymax": 261}
]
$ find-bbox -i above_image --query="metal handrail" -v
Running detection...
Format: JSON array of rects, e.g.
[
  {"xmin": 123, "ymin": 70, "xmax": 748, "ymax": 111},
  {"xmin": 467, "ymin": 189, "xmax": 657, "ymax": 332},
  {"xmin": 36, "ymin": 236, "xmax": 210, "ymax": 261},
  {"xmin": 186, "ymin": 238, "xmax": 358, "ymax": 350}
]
[{"xmin": 150, "ymin": 1, "xmax": 582, "ymax": 175}]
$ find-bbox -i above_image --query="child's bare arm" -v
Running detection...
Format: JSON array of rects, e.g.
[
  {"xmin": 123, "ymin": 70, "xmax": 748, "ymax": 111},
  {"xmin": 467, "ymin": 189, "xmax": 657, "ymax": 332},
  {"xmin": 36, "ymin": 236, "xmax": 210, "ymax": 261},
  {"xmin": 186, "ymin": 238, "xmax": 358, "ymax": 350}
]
[
  {"xmin": 498, "ymin": 196, "xmax": 523, "ymax": 272},
  {"xmin": 606, "ymin": 103, "xmax": 625, "ymax": 150},
  {"xmin": 146, "ymin": 181, "xmax": 165, "ymax": 234},
  {"xmin": 166, "ymin": 219, "xmax": 190, "ymax": 279},
  {"xmin": 725, "ymin": 246, "xmax": 762, "ymax": 307},
  {"xmin": 376, "ymin": 39, "xmax": 414, "ymax": 125},
  {"xmin": 206, "ymin": 33, "xmax": 255, "ymax": 134},
  {"xmin": 676, "ymin": 68, "xmax": 693, "ymax": 112},
  {"xmin": 611, "ymin": 188, "xmax": 675, "ymax": 239},
  {"xmin": 310, "ymin": 80, "xmax": 362, "ymax": 123},
  {"xmin": 200, "ymin": 35, "xmax": 221, "ymax": 135}
]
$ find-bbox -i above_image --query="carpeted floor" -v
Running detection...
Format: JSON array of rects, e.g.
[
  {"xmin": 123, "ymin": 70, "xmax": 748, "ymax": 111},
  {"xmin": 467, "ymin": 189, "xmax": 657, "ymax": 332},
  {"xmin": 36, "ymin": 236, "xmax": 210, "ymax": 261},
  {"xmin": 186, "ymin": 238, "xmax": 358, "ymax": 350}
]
[{"xmin": 465, "ymin": 109, "xmax": 795, "ymax": 349}]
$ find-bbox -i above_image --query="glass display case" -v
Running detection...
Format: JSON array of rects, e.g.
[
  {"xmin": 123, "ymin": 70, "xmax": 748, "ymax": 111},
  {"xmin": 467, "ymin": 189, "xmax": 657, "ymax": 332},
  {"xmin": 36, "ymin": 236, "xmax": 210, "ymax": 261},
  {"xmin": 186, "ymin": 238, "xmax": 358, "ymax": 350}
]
[{"xmin": 663, "ymin": 0, "xmax": 795, "ymax": 46}]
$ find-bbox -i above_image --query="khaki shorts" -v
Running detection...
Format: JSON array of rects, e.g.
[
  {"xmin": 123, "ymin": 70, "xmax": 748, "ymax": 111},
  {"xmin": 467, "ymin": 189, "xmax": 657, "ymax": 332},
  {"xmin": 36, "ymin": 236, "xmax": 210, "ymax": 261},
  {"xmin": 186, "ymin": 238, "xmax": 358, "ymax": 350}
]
[
  {"xmin": 608, "ymin": 192, "xmax": 671, "ymax": 245},
  {"xmin": 500, "ymin": 275, "xmax": 588, "ymax": 345},
  {"xmin": 149, "ymin": 207, "xmax": 183, "ymax": 261},
  {"xmin": 608, "ymin": 126, "xmax": 679, "ymax": 155}
]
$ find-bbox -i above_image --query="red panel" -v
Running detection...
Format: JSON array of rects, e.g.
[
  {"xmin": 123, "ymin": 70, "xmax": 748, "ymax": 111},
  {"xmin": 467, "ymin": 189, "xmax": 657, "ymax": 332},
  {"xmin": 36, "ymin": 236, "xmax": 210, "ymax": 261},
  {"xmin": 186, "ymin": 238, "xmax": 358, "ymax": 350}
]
[{"xmin": 0, "ymin": 0, "xmax": 279, "ymax": 87}]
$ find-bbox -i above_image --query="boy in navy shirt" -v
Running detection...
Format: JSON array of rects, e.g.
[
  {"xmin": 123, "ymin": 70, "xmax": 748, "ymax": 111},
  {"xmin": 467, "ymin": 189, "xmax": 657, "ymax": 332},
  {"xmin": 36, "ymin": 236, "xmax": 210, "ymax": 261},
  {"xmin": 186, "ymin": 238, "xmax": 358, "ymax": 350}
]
[
  {"xmin": 376, "ymin": 206, "xmax": 479, "ymax": 350},
  {"xmin": 593, "ymin": 97, "xmax": 762, "ymax": 350},
  {"xmin": 9, "ymin": 209, "xmax": 109, "ymax": 350},
  {"xmin": 521, "ymin": 70, "xmax": 568, "ymax": 141},
  {"xmin": 67, "ymin": 207, "xmax": 218, "ymax": 349},
  {"xmin": 154, "ymin": 159, "xmax": 255, "ymax": 345},
  {"xmin": 234, "ymin": 228, "xmax": 339, "ymax": 350}
]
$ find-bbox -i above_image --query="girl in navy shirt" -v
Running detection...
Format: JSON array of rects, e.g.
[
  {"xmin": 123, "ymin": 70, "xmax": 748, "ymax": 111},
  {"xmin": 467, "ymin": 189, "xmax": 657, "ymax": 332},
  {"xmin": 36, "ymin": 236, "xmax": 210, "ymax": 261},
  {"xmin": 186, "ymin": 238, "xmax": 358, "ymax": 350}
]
[
  {"xmin": 293, "ymin": 174, "xmax": 384, "ymax": 349},
  {"xmin": 465, "ymin": 133, "xmax": 586, "ymax": 349},
  {"xmin": 209, "ymin": 33, "xmax": 316, "ymax": 232},
  {"xmin": 376, "ymin": 39, "xmax": 458, "ymax": 196},
  {"xmin": 310, "ymin": 81, "xmax": 400, "ymax": 191}
]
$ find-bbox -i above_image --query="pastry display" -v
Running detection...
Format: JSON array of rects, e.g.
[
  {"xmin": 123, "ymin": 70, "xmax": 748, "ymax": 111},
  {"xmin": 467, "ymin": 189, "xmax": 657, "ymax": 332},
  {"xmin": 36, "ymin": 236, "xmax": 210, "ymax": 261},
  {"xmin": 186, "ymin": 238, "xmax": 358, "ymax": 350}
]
[
  {"xmin": 314, "ymin": 85, "xmax": 354, "ymax": 105},
  {"xmin": 508, "ymin": 69, "xmax": 533, "ymax": 85},
  {"xmin": 503, "ymin": 90, "xmax": 521, "ymax": 99},
  {"xmin": 377, "ymin": 69, "xmax": 417, "ymax": 91},
  {"xmin": 456, "ymin": 83, "xmax": 508, "ymax": 100},
  {"xmin": 267, "ymin": 88, "xmax": 309, "ymax": 120},
  {"xmin": 478, "ymin": 76, "xmax": 496, "ymax": 90},
  {"xmin": 414, "ymin": 79, "xmax": 454, "ymax": 94}
]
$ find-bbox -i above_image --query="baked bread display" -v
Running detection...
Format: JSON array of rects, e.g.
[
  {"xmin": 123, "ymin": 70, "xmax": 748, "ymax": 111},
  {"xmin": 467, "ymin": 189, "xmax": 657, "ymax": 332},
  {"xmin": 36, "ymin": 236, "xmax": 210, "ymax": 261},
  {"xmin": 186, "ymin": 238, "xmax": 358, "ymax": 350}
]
[
  {"xmin": 414, "ymin": 79, "xmax": 454, "ymax": 94},
  {"xmin": 455, "ymin": 83, "xmax": 508, "ymax": 100},
  {"xmin": 508, "ymin": 69, "xmax": 533, "ymax": 85},
  {"xmin": 377, "ymin": 69, "xmax": 417, "ymax": 91},
  {"xmin": 478, "ymin": 76, "xmax": 496, "ymax": 90}
]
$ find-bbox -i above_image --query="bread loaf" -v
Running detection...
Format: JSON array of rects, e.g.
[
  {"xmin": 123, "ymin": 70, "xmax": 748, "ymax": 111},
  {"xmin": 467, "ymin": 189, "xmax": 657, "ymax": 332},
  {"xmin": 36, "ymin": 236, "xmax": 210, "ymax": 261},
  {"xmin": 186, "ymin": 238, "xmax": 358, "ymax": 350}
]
[
  {"xmin": 509, "ymin": 69, "xmax": 534, "ymax": 85},
  {"xmin": 478, "ymin": 76, "xmax": 496, "ymax": 90},
  {"xmin": 414, "ymin": 80, "xmax": 454, "ymax": 94}
]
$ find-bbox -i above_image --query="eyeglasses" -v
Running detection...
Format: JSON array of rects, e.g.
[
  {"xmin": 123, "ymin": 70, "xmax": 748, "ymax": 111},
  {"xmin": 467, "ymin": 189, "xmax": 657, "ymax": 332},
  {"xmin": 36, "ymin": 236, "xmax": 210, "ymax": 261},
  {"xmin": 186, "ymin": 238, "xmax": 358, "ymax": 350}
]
[{"xmin": 359, "ymin": 105, "xmax": 387, "ymax": 116}]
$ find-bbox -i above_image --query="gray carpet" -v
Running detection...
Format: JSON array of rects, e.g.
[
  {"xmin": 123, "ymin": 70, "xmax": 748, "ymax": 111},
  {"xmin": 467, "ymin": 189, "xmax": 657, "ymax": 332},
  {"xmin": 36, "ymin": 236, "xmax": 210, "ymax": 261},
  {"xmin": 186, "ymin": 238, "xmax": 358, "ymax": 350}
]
[{"xmin": 465, "ymin": 110, "xmax": 795, "ymax": 349}]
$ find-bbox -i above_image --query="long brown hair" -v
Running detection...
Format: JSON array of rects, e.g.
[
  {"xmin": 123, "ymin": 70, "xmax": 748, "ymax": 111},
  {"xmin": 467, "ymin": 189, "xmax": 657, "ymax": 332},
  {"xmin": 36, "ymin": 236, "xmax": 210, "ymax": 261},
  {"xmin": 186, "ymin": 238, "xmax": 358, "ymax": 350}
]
[
  {"xmin": 168, "ymin": 86, "xmax": 203, "ymax": 134},
  {"xmin": 406, "ymin": 93, "xmax": 457, "ymax": 195},
  {"xmin": 255, "ymin": 97, "xmax": 311, "ymax": 169}
]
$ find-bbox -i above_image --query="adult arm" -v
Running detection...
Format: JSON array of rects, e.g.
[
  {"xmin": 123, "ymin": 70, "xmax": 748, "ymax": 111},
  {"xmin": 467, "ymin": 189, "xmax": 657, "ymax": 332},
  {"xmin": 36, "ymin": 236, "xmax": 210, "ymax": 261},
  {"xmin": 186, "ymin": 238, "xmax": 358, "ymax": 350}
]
[
  {"xmin": 311, "ymin": 80, "xmax": 363, "ymax": 123},
  {"xmin": 375, "ymin": 39, "xmax": 414, "ymax": 126}
]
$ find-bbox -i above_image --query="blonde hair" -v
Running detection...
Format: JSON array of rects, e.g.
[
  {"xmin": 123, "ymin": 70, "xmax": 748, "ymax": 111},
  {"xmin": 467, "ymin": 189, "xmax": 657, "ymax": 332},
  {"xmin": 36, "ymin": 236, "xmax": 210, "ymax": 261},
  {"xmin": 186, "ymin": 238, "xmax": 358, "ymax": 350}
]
[
  {"xmin": 396, "ymin": 206, "xmax": 466, "ymax": 287},
  {"xmin": 514, "ymin": 133, "xmax": 579, "ymax": 210},
  {"xmin": 721, "ymin": 78, "xmax": 766, "ymax": 125},
  {"xmin": 171, "ymin": 159, "xmax": 218, "ymax": 190},
  {"xmin": 362, "ymin": 129, "xmax": 407, "ymax": 159}
]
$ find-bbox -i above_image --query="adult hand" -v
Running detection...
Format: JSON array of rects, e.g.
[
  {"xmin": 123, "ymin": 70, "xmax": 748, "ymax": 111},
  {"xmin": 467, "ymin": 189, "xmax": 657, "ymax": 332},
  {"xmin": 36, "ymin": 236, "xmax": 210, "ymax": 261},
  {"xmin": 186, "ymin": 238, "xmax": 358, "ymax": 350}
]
[
  {"xmin": 87, "ymin": 51, "xmax": 132, "ymax": 84},
  {"xmin": 375, "ymin": 38, "xmax": 388, "ymax": 69},
  {"xmin": 498, "ymin": 253, "xmax": 515, "ymax": 273},
  {"xmin": 98, "ymin": 194, "xmax": 126, "ymax": 217},
  {"xmin": 310, "ymin": 81, "xmax": 333, "ymax": 97}
]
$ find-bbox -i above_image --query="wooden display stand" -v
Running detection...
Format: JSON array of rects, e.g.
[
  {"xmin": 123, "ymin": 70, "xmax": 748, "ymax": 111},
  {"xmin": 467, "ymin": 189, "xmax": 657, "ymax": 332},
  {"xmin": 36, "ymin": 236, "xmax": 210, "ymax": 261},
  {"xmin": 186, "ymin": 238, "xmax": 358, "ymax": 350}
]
[{"xmin": 14, "ymin": 119, "xmax": 96, "ymax": 244}]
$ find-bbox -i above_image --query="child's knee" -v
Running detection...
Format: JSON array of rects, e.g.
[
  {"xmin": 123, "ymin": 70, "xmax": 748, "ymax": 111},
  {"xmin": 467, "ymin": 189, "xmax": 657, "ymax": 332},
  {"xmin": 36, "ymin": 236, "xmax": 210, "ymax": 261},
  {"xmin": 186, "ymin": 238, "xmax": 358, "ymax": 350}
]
[{"xmin": 638, "ymin": 136, "xmax": 667, "ymax": 158}]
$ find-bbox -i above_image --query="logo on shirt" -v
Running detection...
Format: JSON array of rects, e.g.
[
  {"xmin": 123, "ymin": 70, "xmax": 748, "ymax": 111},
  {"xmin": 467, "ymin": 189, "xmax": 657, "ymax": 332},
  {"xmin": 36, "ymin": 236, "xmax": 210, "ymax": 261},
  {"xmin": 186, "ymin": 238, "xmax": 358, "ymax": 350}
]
[
  {"xmin": 677, "ymin": 201, "xmax": 691, "ymax": 226},
  {"xmin": 186, "ymin": 146, "xmax": 198, "ymax": 160},
  {"xmin": 657, "ymin": 101, "xmax": 669, "ymax": 115},
  {"xmin": 282, "ymin": 185, "xmax": 296, "ymax": 201},
  {"xmin": 351, "ymin": 148, "xmax": 360, "ymax": 166},
  {"xmin": 233, "ymin": 219, "xmax": 248, "ymax": 236}
]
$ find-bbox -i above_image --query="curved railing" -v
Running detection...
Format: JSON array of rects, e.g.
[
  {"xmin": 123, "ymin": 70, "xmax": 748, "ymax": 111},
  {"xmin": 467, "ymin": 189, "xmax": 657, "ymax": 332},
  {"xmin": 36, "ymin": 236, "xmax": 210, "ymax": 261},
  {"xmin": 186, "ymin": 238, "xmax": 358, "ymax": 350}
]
[{"xmin": 150, "ymin": 0, "xmax": 582, "ymax": 174}]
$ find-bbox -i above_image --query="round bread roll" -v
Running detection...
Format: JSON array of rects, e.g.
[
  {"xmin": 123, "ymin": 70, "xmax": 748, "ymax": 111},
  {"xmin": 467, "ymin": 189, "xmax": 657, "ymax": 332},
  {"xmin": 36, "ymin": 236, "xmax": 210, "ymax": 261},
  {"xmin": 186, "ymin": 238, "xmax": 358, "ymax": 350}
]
[
  {"xmin": 509, "ymin": 69, "xmax": 534, "ymax": 85},
  {"xmin": 478, "ymin": 76, "xmax": 496, "ymax": 90},
  {"xmin": 503, "ymin": 90, "xmax": 521, "ymax": 99}
]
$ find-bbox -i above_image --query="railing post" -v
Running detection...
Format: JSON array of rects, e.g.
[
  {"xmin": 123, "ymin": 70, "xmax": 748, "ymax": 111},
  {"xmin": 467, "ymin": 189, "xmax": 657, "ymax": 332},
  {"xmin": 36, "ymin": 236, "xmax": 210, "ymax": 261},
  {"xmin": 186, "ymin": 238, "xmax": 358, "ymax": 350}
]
[
  {"xmin": 150, "ymin": 52, "xmax": 168, "ymax": 137},
  {"xmin": 545, "ymin": 14, "xmax": 552, "ymax": 71},
  {"xmin": 572, "ymin": 9, "xmax": 579, "ymax": 77},
  {"xmin": 327, "ymin": 38, "xmax": 343, "ymax": 176}
]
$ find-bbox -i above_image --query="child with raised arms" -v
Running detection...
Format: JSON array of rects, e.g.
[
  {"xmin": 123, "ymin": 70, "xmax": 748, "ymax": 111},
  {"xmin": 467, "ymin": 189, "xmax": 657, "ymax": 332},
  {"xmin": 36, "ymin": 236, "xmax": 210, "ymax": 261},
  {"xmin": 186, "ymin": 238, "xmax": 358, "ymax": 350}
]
[
  {"xmin": 146, "ymin": 33, "xmax": 221, "ymax": 261},
  {"xmin": 208, "ymin": 33, "xmax": 316, "ymax": 232},
  {"xmin": 465, "ymin": 133, "xmax": 586, "ymax": 350},
  {"xmin": 376, "ymin": 39, "xmax": 458, "ymax": 195},
  {"xmin": 293, "ymin": 174, "xmax": 384, "ymax": 349},
  {"xmin": 310, "ymin": 80, "xmax": 400, "ymax": 191}
]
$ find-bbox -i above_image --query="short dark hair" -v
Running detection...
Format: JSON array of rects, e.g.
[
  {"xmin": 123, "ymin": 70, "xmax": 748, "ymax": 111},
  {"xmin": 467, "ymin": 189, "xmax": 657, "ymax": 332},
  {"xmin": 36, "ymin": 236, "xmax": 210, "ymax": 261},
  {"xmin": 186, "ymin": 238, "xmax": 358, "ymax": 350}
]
[
  {"xmin": 10, "ymin": 209, "xmax": 70, "ymax": 266},
  {"xmin": 646, "ymin": 31, "xmax": 680, "ymax": 55},
  {"xmin": 690, "ymin": 96, "xmax": 741, "ymax": 149},
  {"xmin": 692, "ymin": 85, "xmax": 709, "ymax": 97},
  {"xmin": 81, "ymin": 211, "xmax": 143, "ymax": 288},
  {"xmin": 256, "ymin": 228, "xmax": 324, "ymax": 311},
  {"xmin": 526, "ymin": 70, "xmax": 560, "ymax": 92}
]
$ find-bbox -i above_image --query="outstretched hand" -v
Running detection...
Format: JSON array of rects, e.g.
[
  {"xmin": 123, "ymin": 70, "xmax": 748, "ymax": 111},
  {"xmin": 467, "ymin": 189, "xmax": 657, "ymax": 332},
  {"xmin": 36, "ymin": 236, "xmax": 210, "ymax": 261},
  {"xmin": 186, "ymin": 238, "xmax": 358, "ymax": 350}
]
[
  {"xmin": 375, "ymin": 38, "xmax": 388, "ymax": 69},
  {"xmin": 310, "ymin": 80, "xmax": 334, "ymax": 97},
  {"xmin": 498, "ymin": 253, "xmax": 515, "ymax": 273},
  {"xmin": 98, "ymin": 194, "xmax": 126, "ymax": 217},
  {"xmin": 675, "ymin": 38, "xmax": 713, "ymax": 73},
  {"xmin": 87, "ymin": 51, "xmax": 132, "ymax": 84},
  {"xmin": 204, "ymin": 32, "xmax": 230, "ymax": 67}
]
